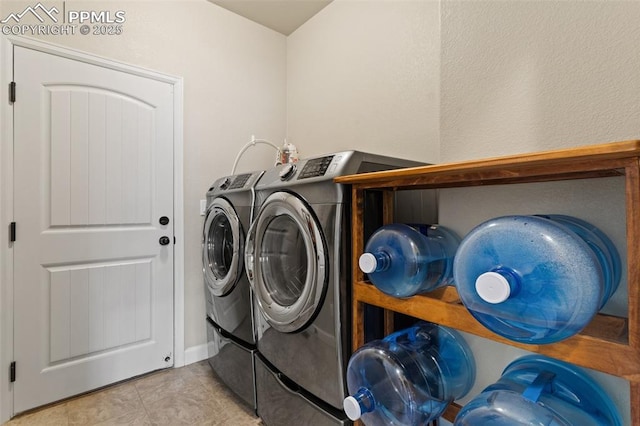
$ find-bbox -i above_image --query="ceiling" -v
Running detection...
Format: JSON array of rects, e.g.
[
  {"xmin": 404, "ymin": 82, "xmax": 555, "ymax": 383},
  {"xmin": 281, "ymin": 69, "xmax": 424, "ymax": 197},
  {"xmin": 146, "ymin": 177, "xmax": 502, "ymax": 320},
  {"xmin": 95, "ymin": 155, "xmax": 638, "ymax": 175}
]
[{"xmin": 209, "ymin": 0, "xmax": 333, "ymax": 35}]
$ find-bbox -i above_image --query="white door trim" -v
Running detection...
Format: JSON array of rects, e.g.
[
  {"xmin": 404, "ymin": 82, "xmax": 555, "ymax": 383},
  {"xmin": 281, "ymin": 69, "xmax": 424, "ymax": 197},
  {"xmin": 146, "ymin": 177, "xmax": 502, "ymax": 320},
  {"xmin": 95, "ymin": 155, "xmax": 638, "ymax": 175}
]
[{"xmin": 0, "ymin": 35, "xmax": 184, "ymax": 423}]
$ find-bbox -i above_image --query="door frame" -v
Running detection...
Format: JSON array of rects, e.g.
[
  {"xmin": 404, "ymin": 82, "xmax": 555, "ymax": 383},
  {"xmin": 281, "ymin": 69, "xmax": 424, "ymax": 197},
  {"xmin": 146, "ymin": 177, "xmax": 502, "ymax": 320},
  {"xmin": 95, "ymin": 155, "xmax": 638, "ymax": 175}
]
[{"xmin": 0, "ymin": 35, "xmax": 185, "ymax": 423}]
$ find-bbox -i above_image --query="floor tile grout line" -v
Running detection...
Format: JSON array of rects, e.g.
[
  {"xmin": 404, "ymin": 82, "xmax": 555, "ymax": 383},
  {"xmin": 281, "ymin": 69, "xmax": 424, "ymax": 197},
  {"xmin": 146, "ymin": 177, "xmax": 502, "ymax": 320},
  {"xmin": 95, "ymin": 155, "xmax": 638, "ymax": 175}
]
[{"xmin": 132, "ymin": 376, "xmax": 153, "ymax": 425}]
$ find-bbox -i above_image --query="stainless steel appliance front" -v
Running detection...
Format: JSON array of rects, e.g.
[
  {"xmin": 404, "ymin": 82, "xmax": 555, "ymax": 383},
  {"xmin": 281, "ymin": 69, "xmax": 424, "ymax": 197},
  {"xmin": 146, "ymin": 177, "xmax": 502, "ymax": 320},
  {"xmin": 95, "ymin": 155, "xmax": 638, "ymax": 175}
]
[{"xmin": 246, "ymin": 151, "xmax": 430, "ymax": 418}]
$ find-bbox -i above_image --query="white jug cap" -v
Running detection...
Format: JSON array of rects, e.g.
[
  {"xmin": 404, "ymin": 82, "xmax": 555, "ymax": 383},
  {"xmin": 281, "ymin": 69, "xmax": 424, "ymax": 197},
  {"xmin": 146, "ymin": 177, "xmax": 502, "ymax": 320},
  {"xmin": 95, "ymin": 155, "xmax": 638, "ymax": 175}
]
[
  {"xmin": 343, "ymin": 396, "xmax": 362, "ymax": 420},
  {"xmin": 359, "ymin": 253, "xmax": 377, "ymax": 274},
  {"xmin": 475, "ymin": 272, "xmax": 511, "ymax": 304}
]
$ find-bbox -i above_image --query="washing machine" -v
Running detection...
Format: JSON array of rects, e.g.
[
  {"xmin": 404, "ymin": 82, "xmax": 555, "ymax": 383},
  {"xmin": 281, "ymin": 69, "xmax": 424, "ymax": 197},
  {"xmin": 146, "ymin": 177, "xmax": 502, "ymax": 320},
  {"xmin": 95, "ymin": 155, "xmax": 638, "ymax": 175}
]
[
  {"xmin": 203, "ymin": 170, "xmax": 263, "ymax": 411},
  {"xmin": 245, "ymin": 152, "xmax": 431, "ymax": 425}
]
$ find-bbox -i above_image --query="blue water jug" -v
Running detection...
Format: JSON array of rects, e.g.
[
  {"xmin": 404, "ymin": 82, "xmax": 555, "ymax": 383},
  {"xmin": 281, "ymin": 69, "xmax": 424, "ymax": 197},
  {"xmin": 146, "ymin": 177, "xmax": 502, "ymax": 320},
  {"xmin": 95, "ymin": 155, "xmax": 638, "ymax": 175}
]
[
  {"xmin": 455, "ymin": 355, "xmax": 622, "ymax": 425},
  {"xmin": 454, "ymin": 215, "xmax": 621, "ymax": 344},
  {"xmin": 343, "ymin": 322, "xmax": 475, "ymax": 425},
  {"xmin": 359, "ymin": 224, "xmax": 459, "ymax": 298}
]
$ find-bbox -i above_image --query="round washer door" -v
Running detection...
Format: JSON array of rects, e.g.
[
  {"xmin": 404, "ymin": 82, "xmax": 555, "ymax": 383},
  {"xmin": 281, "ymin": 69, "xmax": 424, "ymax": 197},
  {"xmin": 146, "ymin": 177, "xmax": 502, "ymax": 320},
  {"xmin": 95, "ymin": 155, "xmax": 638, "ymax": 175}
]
[
  {"xmin": 203, "ymin": 197, "xmax": 244, "ymax": 296},
  {"xmin": 245, "ymin": 191, "xmax": 327, "ymax": 333}
]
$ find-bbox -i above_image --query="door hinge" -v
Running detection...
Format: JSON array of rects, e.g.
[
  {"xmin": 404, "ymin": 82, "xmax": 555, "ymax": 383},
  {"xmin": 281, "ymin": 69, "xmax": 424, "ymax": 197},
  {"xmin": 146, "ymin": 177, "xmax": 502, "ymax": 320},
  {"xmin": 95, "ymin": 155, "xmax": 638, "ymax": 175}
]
[
  {"xmin": 10, "ymin": 361, "xmax": 15, "ymax": 383},
  {"xmin": 9, "ymin": 82, "xmax": 15, "ymax": 103},
  {"xmin": 10, "ymin": 222, "xmax": 16, "ymax": 243}
]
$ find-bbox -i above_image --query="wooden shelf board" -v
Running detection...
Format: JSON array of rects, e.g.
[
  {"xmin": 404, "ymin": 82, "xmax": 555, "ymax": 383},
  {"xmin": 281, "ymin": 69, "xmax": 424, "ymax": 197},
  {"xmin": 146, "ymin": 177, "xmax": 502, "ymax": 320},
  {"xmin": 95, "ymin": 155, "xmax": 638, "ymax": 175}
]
[
  {"xmin": 354, "ymin": 281, "xmax": 640, "ymax": 378},
  {"xmin": 336, "ymin": 140, "xmax": 640, "ymax": 188},
  {"xmin": 346, "ymin": 167, "xmax": 625, "ymax": 191},
  {"xmin": 443, "ymin": 403, "xmax": 461, "ymax": 423}
]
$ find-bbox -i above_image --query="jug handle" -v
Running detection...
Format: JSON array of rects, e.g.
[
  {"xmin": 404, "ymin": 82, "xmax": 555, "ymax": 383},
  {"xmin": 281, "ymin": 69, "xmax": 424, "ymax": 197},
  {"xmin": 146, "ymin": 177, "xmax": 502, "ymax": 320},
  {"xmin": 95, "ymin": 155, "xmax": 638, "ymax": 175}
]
[
  {"xmin": 522, "ymin": 371, "xmax": 556, "ymax": 403},
  {"xmin": 384, "ymin": 324, "xmax": 421, "ymax": 347}
]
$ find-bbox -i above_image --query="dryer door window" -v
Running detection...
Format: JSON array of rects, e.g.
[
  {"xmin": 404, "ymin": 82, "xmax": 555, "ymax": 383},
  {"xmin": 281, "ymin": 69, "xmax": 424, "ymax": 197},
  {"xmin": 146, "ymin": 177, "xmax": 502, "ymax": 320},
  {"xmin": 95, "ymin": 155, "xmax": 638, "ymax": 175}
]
[
  {"xmin": 246, "ymin": 191, "xmax": 327, "ymax": 333},
  {"xmin": 260, "ymin": 215, "xmax": 308, "ymax": 307},
  {"xmin": 203, "ymin": 197, "xmax": 244, "ymax": 296}
]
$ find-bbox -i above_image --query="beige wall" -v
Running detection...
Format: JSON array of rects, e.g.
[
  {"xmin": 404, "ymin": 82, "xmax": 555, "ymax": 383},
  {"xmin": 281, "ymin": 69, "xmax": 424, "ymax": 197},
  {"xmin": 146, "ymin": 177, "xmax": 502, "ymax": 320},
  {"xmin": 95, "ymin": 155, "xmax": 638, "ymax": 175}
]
[
  {"xmin": 0, "ymin": 0, "xmax": 287, "ymax": 351},
  {"xmin": 440, "ymin": 0, "xmax": 640, "ymax": 161},
  {"xmin": 286, "ymin": 0, "xmax": 440, "ymax": 163}
]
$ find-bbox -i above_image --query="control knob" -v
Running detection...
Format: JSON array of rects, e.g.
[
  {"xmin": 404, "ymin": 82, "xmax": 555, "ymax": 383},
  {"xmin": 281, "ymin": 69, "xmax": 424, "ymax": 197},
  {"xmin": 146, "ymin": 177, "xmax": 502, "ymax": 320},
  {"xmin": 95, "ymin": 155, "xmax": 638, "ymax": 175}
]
[
  {"xmin": 279, "ymin": 163, "xmax": 296, "ymax": 181},
  {"xmin": 219, "ymin": 178, "xmax": 231, "ymax": 190}
]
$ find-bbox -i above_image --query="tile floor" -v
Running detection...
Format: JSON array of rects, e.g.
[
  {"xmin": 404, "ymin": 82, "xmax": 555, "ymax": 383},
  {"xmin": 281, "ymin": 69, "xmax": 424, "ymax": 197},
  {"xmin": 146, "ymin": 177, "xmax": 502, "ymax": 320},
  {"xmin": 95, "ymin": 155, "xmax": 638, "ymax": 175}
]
[{"xmin": 5, "ymin": 360, "xmax": 262, "ymax": 425}]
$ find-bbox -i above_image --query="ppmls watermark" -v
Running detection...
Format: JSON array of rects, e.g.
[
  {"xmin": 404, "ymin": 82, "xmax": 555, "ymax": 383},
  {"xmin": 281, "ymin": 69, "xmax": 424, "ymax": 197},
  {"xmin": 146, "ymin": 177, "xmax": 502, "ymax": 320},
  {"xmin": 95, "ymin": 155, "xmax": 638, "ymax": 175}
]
[{"xmin": 1, "ymin": 2, "xmax": 126, "ymax": 36}]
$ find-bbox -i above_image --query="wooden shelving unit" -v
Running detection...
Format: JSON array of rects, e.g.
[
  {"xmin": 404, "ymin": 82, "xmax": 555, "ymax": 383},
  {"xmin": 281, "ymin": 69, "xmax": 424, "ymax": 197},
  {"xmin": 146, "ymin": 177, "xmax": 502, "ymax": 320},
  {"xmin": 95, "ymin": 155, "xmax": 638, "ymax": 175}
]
[{"xmin": 335, "ymin": 140, "xmax": 640, "ymax": 424}]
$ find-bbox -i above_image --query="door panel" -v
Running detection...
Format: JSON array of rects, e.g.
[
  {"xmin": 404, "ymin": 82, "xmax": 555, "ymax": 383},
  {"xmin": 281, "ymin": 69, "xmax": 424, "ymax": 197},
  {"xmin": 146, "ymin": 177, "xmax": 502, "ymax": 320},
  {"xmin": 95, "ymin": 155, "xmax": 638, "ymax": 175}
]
[
  {"xmin": 48, "ymin": 87, "xmax": 154, "ymax": 227},
  {"xmin": 13, "ymin": 46, "xmax": 174, "ymax": 413},
  {"xmin": 47, "ymin": 261, "xmax": 152, "ymax": 363}
]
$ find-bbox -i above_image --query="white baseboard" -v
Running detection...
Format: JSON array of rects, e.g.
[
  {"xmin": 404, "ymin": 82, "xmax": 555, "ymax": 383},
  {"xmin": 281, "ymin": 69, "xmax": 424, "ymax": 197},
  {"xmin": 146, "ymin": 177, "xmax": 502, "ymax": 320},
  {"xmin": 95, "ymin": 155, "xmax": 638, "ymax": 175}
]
[{"xmin": 183, "ymin": 343, "xmax": 209, "ymax": 366}]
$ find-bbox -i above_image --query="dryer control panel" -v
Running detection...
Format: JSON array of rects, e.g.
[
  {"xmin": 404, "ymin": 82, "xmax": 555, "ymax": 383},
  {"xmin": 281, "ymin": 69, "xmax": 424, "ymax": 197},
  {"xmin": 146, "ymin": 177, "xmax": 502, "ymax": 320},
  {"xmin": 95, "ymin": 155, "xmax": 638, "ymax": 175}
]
[
  {"xmin": 227, "ymin": 173, "xmax": 252, "ymax": 189},
  {"xmin": 207, "ymin": 171, "xmax": 264, "ymax": 196},
  {"xmin": 210, "ymin": 173, "xmax": 252, "ymax": 191}
]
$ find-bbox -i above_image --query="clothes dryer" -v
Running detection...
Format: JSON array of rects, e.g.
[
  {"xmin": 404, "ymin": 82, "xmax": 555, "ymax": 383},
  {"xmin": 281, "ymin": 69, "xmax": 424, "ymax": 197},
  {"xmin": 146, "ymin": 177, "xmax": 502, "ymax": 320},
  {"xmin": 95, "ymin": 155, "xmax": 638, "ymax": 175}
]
[
  {"xmin": 245, "ymin": 152, "xmax": 430, "ymax": 425},
  {"xmin": 203, "ymin": 170, "xmax": 263, "ymax": 411}
]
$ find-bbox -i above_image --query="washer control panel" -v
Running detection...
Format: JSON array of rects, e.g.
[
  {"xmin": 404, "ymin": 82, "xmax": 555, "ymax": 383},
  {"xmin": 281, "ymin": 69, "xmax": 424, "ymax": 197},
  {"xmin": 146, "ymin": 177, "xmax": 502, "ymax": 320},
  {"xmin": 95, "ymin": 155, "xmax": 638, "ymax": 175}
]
[{"xmin": 298, "ymin": 155, "xmax": 335, "ymax": 179}]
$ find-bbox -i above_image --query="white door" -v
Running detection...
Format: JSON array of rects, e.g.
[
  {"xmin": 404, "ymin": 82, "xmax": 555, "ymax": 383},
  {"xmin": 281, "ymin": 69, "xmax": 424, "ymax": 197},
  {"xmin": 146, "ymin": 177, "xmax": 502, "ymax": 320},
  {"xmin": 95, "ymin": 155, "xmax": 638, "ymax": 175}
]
[{"xmin": 12, "ymin": 45, "xmax": 175, "ymax": 413}]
